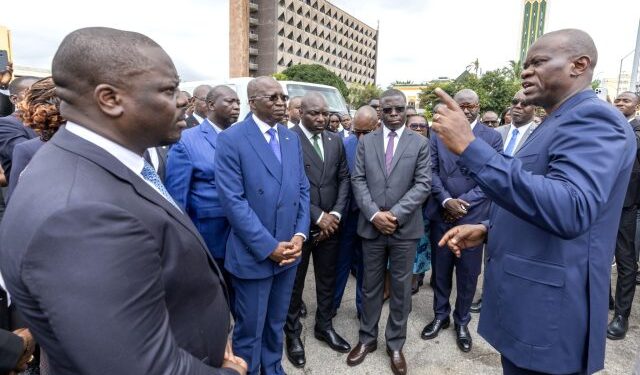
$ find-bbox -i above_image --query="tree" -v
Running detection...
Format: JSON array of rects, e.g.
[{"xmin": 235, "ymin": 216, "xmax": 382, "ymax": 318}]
[
  {"xmin": 347, "ymin": 83, "xmax": 383, "ymax": 109},
  {"xmin": 279, "ymin": 64, "xmax": 348, "ymax": 99}
]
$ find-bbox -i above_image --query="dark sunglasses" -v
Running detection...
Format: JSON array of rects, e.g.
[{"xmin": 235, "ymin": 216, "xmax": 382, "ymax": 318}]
[
  {"xmin": 409, "ymin": 123, "xmax": 427, "ymax": 129},
  {"xmin": 353, "ymin": 129, "xmax": 373, "ymax": 135},
  {"xmin": 381, "ymin": 106, "xmax": 406, "ymax": 114},
  {"xmin": 251, "ymin": 94, "xmax": 289, "ymax": 103},
  {"xmin": 511, "ymin": 99, "xmax": 529, "ymax": 106}
]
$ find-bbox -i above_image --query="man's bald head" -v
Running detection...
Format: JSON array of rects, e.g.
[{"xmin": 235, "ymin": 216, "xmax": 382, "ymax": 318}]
[
  {"xmin": 352, "ymin": 105, "xmax": 378, "ymax": 138},
  {"xmin": 300, "ymin": 92, "xmax": 326, "ymax": 111},
  {"xmin": 247, "ymin": 76, "xmax": 280, "ymax": 98},
  {"xmin": 454, "ymin": 89, "xmax": 480, "ymax": 123},
  {"xmin": 537, "ymin": 29, "xmax": 598, "ymax": 70},
  {"xmin": 193, "ymin": 85, "xmax": 212, "ymax": 99},
  {"xmin": 206, "ymin": 85, "xmax": 235, "ymax": 103},
  {"xmin": 52, "ymin": 27, "xmax": 166, "ymax": 100},
  {"xmin": 454, "ymin": 89, "xmax": 479, "ymax": 104}
]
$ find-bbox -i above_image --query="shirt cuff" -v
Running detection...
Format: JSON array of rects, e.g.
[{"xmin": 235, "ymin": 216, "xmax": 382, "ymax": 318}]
[
  {"xmin": 294, "ymin": 232, "xmax": 307, "ymax": 241},
  {"xmin": 316, "ymin": 212, "xmax": 324, "ymax": 225},
  {"xmin": 370, "ymin": 211, "xmax": 380, "ymax": 222},
  {"xmin": 442, "ymin": 198, "xmax": 453, "ymax": 208},
  {"xmin": 329, "ymin": 211, "xmax": 342, "ymax": 221}
]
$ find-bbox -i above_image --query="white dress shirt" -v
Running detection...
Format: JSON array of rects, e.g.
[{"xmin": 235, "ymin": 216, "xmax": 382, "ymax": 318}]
[
  {"xmin": 287, "ymin": 121, "xmax": 297, "ymax": 129},
  {"xmin": 145, "ymin": 147, "xmax": 159, "ymax": 171},
  {"xmin": 204, "ymin": 118, "xmax": 224, "ymax": 134},
  {"xmin": 192, "ymin": 112, "xmax": 205, "ymax": 125},
  {"xmin": 370, "ymin": 124, "xmax": 406, "ymax": 221},
  {"xmin": 503, "ymin": 121, "xmax": 534, "ymax": 154}
]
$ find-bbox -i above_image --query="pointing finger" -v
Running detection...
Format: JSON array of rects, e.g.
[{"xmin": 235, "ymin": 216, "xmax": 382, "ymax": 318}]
[{"xmin": 434, "ymin": 88, "xmax": 458, "ymax": 111}]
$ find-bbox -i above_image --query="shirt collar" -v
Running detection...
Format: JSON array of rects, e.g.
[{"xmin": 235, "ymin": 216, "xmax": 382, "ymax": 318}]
[
  {"xmin": 511, "ymin": 121, "xmax": 534, "ymax": 135},
  {"xmin": 65, "ymin": 121, "xmax": 145, "ymax": 175},
  {"xmin": 192, "ymin": 112, "xmax": 204, "ymax": 124},
  {"xmin": 382, "ymin": 123, "xmax": 406, "ymax": 138},
  {"xmin": 203, "ymin": 118, "xmax": 224, "ymax": 134},
  {"xmin": 299, "ymin": 123, "xmax": 320, "ymax": 140},
  {"xmin": 253, "ymin": 114, "xmax": 278, "ymax": 134},
  {"xmin": 470, "ymin": 118, "xmax": 478, "ymax": 130}
]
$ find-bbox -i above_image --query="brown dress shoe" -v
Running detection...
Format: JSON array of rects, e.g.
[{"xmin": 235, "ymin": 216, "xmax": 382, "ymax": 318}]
[
  {"xmin": 387, "ymin": 349, "xmax": 407, "ymax": 375},
  {"xmin": 346, "ymin": 342, "xmax": 377, "ymax": 366}
]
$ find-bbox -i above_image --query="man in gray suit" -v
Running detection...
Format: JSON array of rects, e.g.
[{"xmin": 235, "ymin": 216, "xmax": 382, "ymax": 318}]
[
  {"xmin": 495, "ymin": 89, "xmax": 537, "ymax": 156},
  {"xmin": 0, "ymin": 27, "xmax": 246, "ymax": 375},
  {"xmin": 346, "ymin": 89, "xmax": 431, "ymax": 375}
]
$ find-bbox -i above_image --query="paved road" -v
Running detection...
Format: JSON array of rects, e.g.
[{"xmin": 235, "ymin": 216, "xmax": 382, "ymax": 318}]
[{"xmin": 282, "ymin": 265, "xmax": 639, "ymax": 375}]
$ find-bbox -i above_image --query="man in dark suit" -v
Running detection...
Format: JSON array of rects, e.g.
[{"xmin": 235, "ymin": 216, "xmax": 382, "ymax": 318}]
[
  {"xmin": 284, "ymin": 93, "xmax": 350, "ymax": 367},
  {"xmin": 165, "ymin": 85, "xmax": 240, "ymax": 314},
  {"xmin": 607, "ymin": 91, "xmax": 640, "ymax": 340},
  {"xmin": 422, "ymin": 89, "xmax": 502, "ymax": 353},
  {"xmin": 186, "ymin": 85, "xmax": 213, "ymax": 128},
  {"xmin": 435, "ymin": 29, "xmax": 635, "ymax": 375},
  {"xmin": 333, "ymin": 106, "xmax": 378, "ymax": 319},
  {"xmin": 347, "ymin": 89, "xmax": 431, "ymax": 375},
  {"xmin": 0, "ymin": 27, "xmax": 246, "ymax": 374},
  {"xmin": 215, "ymin": 76, "xmax": 310, "ymax": 375},
  {"xmin": 0, "ymin": 327, "xmax": 34, "ymax": 374}
]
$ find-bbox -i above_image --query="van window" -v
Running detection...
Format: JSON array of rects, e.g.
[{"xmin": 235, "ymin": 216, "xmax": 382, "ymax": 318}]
[{"xmin": 285, "ymin": 84, "xmax": 348, "ymax": 114}]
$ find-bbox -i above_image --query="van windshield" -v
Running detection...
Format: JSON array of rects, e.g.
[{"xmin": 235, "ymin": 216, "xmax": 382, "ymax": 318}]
[{"xmin": 285, "ymin": 84, "xmax": 348, "ymax": 114}]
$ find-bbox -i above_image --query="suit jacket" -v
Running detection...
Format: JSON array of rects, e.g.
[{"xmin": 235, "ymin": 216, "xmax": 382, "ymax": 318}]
[
  {"xmin": 495, "ymin": 123, "xmax": 536, "ymax": 154},
  {"xmin": 458, "ymin": 90, "xmax": 635, "ymax": 374},
  {"xmin": 0, "ymin": 128, "xmax": 235, "ymax": 375},
  {"xmin": 0, "ymin": 329, "xmax": 22, "ymax": 373},
  {"xmin": 155, "ymin": 145, "xmax": 168, "ymax": 182},
  {"xmin": 7, "ymin": 137, "xmax": 44, "ymax": 200},
  {"xmin": 186, "ymin": 114, "xmax": 201, "ymax": 128},
  {"xmin": 351, "ymin": 126, "xmax": 431, "ymax": 240},
  {"xmin": 426, "ymin": 122, "xmax": 503, "ymax": 224},
  {"xmin": 343, "ymin": 135, "xmax": 359, "ymax": 213},
  {"xmin": 214, "ymin": 117, "xmax": 310, "ymax": 279},
  {"xmin": 165, "ymin": 119, "xmax": 230, "ymax": 259},
  {"xmin": 292, "ymin": 126, "xmax": 349, "ymax": 226},
  {"xmin": 0, "ymin": 114, "xmax": 37, "ymax": 182},
  {"xmin": 624, "ymin": 117, "xmax": 640, "ymax": 207}
]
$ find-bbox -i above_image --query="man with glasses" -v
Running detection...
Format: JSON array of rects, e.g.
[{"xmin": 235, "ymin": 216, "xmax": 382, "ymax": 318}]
[
  {"xmin": 422, "ymin": 89, "xmax": 502, "ymax": 353},
  {"xmin": 286, "ymin": 96, "xmax": 302, "ymax": 128},
  {"xmin": 347, "ymin": 90, "xmax": 431, "ymax": 375},
  {"xmin": 215, "ymin": 76, "xmax": 310, "ymax": 375},
  {"xmin": 368, "ymin": 98, "xmax": 381, "ymax": 123},
  {"xmin": 185, "ymin": 84, "xmax": 212, "ymax": 128},
  {"xmin": 481, "ymin": 111, "xmax": 500, "ymax": 128},
  {"xmin": 408, "ymin": 114, "xmax": 429, "ymax": 138}
]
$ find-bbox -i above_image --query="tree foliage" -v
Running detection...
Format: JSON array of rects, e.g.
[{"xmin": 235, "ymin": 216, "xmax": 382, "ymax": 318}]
[
  {"xmin": 418, "ymin": 64, "xmax": 522, "ymax": 119},
  {"xmin": 347, "ymin": 83, "xmax": 383, "ymax": 110},
  {"xmin": 279, "ymin": 64, "xmax": 348, "ymax": 99}
]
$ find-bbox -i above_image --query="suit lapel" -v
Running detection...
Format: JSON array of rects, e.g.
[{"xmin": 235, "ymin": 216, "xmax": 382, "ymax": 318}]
[
  {"xmin": 276, "ymin": 124, "xmax": 295, "ymax": 204},
  {"xmin": 294, "ymin": 126, "xmax": 323, "ymax": 172},
  {"xmin": 372, "ymin": 128, "xmax": 386, "ymax": 178},
  {"xmin": 200, "ymin": 119, "xmax": 218, "ymax": 151},
  {"xmin": 321, "ymin": 131, "xmax": 335, "ymax": 180},
  {"xmin": 389, "ymin": 129, "xmax": 412, "ymax": 174},
  {"xmin": 514, "ymin": 125, "xmax": 535, "ymax": 154},
  {"xmin": 243, "ymin": 118, "xmax": 282, "ymax": 183}
]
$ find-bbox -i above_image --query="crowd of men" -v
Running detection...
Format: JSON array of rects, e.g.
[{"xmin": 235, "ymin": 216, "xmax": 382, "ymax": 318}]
[{"xmin": 0, "ymin": 25, "xmax": 638, "ymax": 375}]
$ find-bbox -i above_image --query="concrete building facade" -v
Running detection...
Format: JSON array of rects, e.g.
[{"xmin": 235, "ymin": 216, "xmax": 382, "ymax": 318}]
[{"xmin": 230, "ymin": 0, "xmax": 378, "ymax": 85}]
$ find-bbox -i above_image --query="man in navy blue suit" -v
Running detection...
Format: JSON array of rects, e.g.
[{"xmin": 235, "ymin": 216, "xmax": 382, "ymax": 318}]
[
  {"xmin": 165, "ymin": 85, "xmax": 240, "ymax": 313},
  {"xmin": 215, "ymin": 76, "xmax": 310, "ymax": 375},
  {"xmin": 435, "ymin": 29, "xmax": 635, "ymax": 375},
  {"xmin": 421, "ymin": 89, "xmax": 502, "ymax": 353}
]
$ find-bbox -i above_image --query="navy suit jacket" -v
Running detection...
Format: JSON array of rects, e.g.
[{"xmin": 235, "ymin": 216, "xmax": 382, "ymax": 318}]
[
  {"xmin": 165, "ymin": 119, "xmax": 230, "ymax": 260},
  {"xmin": 457, "ymin": 90, "xmax": 635, "ymax": 374},
  {"xmin": 7, "ymin": 137, "xmax": 44, "ymax": 200},
  {"xmin": 0, "ymin": 128, "xmax": 234, "ymax": 374},
  {"xmin": 214, "ymin": 116, "xmax": 310, "ymax": 279},
  {"xmin": 343, "ymin": 134, "xmax": 359, "ymax": 213},
  {"xmin": 0, "ymin": 114, "xmax": 37, "ymax": 181},
  {"xmin": 426, "ymin": 122, "xmax": 503, "ymax": 224}
]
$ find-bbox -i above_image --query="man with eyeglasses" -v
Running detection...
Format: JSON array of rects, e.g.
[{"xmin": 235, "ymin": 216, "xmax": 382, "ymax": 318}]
[
  {"xmin": 185, "ymin": 84, "xmax": 212, "ymax": 128},
  {"xmin": 408, "ymin": 114, "xmax": 429, "ymax": 138},
  {"xmin": 286, "ymin": 96, "xmax": 302, "ymax": 129},
  {"xmin": 348, "ymin": 90, "xmax": 431, "ymax": 375},
  {"xmin": 422, "ymin": 89, "xmax": 502, "ymax": 353},
  {"xmin": 215, "ymin": 76, "xmax": 310, "ymax": 375},
  {"xmin": 368, "ymin": 98, "xmax": 381, "ymax": 123},
  {"xmin": 481, "ymin": 111, "xmax": 500, "ymax": 128}
]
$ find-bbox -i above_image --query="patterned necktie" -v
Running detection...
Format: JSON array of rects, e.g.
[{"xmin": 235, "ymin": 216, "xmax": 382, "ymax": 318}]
[
  {"xmin": 385, "ymin": 130, "xmax": 397, "ymax": 174},
  {"xmin": 267, "ymin": 128, "xmax": 281, "ymax": 163},
  {"xmin": 312, "ymin": 134, "xmax": 324, "ymax": 161},
  {"xmin": 141, "ymin": 161, "xmax": 180, "ymax": 210},
  {"xmin": 504, "ymin": 128, "xmax": 520, "ymax": 156}
]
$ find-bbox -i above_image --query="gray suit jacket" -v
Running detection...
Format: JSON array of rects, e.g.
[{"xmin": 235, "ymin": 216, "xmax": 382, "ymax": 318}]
[
  {"xmin": 351, "ymin": 126, "xmax": 431, "ymax": 240},
  {"xmin": 495, "ymin": 122, "xmax": 537, "ymax": 154},
  {"xmin": 0, "ymin": 128, "xmax": 236, "ymax": 375}
]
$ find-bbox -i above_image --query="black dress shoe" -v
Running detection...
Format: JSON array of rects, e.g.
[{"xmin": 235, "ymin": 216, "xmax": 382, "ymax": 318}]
[
  {"xmin": 470, "ymin": 298, "xmax": 482, "ymax": 313},
  {"xmin": 607, "ymin": 315, "xmax": 629, "ymax": 340},
  {"xmin": 300, "ymin": 301, "xmax": 307, "ymax": 318},
  {"xmin": 421, "ymin": 316, "xmax": 450, "ymax": 340},
  {"xmin": 609, "ymin": 295, "xmax": 615, "ymax": 311},
  {"xmin": 285, "ymin": 337, "xmax": 306, "ymax": 368},
  {"xmin": 314, "ymin": 328, "xmax": 351, "ymax": 353},
  {"xmin": 455, "ymin": 323, "xmax": 472, "ymax": 352}
]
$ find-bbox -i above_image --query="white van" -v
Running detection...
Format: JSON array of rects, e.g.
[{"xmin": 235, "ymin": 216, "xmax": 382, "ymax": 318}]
[{"xmin": 180, "ymin": 77, "xmax": 349, "ymax": 121}]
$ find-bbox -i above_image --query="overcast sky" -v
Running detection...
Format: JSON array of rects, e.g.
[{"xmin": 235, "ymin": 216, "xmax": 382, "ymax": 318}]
[{"xmin": 5, "ymin": 0, "xmax": 640, "ymax": 87}]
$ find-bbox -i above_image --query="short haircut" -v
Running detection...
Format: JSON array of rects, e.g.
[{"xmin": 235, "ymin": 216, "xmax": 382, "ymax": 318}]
[
  {"xmin": 247, "ymin": 76, "xmax": 278, "ymax": 98},
  {"xmin": 619, "ymin": 91, "xmax": 640, "ymax": 104},
  {"xmin": 8, "ymin": 76, "xmax": 39, "ymax": 95},
  {"xmin": 52, "ymin": 27, "xmax": 162, "ymax": 97},
  {"xmin": 380, "ymin": 89, "xmax": 406, "ymax": 102},
  {"xmin": 544, "ymin": 29, "xmax": 598, "ymax": 69},
  {"xmin": 406, "ymin": 114, "xmax": 426, "ymax": 122},
  {"xmin": 206, "ymin": 85, "xmax": 236, "ymax": 103},
  {"xmin": 454, "ymin": 89, "xmax": 479, "ymax": 103}
]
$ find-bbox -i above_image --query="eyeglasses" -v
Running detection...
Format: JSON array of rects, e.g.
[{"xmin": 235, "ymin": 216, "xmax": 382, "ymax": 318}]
[
  {"xmin": 370, "ymin": 104, "xmax": 380, "ymax": 109},
  {"xmin": 208, "ymin": 98, "xmax": 241, "ymax": 105},
  {"xmin": 409, "ymin": 123, "xmax": 427, "ymax": 129},
  {"xmin": 250, "ymin": 94, "xmax": 289, "ymax": 103},
  {"xmin": 458, "ymin": 104, "xmax": 478, "ymax": 111},
  {"xmin": 511, "ymin": 99, "xmax": 529, "ymax": 106},
  {"xmin": 381, "ymin": 106, "xmax": 406, "ymax": 114},
  {"xmin": 484, "ymin": 120, "xmax": 499, "ymax": 125},
  {"xmin": 193, "ymin": 96, "xmax": 207, "ymax": 102}
]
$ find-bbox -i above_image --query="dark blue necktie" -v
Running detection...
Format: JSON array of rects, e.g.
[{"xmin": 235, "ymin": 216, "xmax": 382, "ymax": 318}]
[{"xmin": 267, "ymin": 128, "xmax": 281, "ymax": 163}]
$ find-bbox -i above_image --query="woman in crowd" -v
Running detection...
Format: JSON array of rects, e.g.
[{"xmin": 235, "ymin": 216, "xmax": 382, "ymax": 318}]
[{"xmin": 327, "ymin": 112, "xmax": 341, "ymax": 133}]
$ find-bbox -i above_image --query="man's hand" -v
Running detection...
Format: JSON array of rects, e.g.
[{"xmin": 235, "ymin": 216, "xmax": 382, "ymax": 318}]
[
  {"xmin": 317, "ymin": 213, "xmax": 339, "ymax": 235},
  {"xmin": 431, "ymin": 88, "xmax": 476, "ymax": 155},
  {"xmin": 372, "ymin": 211, "xmax": 398, "ymax": 235},
  {"xmin": 223, "ymin": 341, "xmax": 248, "ymax": 375},
  {"xmin": 269, "ymin": 241, "xmax": 294, "ymax": 264},
  {"xmin": 443, "ymin": 198, "xmax": 470, "ymax": 221},
  {"xmin": 0, "ymin": 62, "xmax": 13, "ymax": 87},
  {"xmin": 438, "ymin": 224, "xmax": 487, "ymax": 257},
  {"xmin": 278, "ymin": 235, "xmax": 304, "ymax": 266},
  {"xmin": 12, "ymin": 328, "xmax": 34, "ymax": 373}
]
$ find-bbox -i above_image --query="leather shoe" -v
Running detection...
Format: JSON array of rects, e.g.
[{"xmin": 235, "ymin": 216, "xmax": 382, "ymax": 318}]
[
  {"xmin": 455, "ymin": 323, "xmax": 472, "ymax": 352},
  {"xmin": 285, "ymin": 337, "xmax": 306, "ymax": 368},
  {"xmin": 421, "ymin": 316, "xmax": 450, "ymax": 340},
  {"xmin": 470, "ymin": 298, "xmax": 482, "ymax": 313},
  {"xmin": 314, "ymin": 328, "xmax": 351, "ymax": 353},
  {"xmin": 386, "ymin": 348, "xmax": 407, "ymax": 375},
  {"xmin": 607, "ymin": 315, "xmax": 629, "ymax": 340},
  {"xmin": 346, "ymin": 342, "xmax": 377, "ymax": 366},
  {"xmin": 300, "ymin": 300, "xmax": 307, "ymax": 318}
]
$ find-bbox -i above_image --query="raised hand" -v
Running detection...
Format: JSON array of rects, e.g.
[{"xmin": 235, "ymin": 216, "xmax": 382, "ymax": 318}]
[{"xmin": 430, "ymin": 88, "xmax": 476, "ymax": 155}]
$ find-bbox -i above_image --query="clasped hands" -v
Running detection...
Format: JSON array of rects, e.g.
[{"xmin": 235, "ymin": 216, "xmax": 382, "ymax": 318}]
[
  {"xmin": 269, "ymin": 234, "xmax": 304, "ymax": 266},
  {"xmin": 372, "ymin": 211, "xmax": 398, "ymax": 235},
  {"xmin": 443, "ymin": 198, "xmax": 470, "ymax": 223},
  {"xmin": 9, "ymin": 328, "xmax": 34, "ymax": 375},
  {"xmin": 223, "ymin": 341, "xmax": 248, "ymax": 375},
  {"xmin": 315, "ymin": 212, "xmax": 340, "ymax": 242}
]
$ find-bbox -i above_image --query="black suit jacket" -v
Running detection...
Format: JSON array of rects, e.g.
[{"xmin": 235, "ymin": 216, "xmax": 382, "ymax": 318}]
[
  {"xmin": 0, "ymin": 114, "xmax": 37, "ymax": 181},
  {"xmin": 186, "ymin": 114, "xmax": 200, "ymax": 128},
  {"xmin": 625, "ymin": 117, "xmax": 640, "ymax": 207},
  {"xmin": 0, "ymin": 329, "xmax": 22, "ymax": 373},
  {"xmin": 156, "ymin": 145, "xmax": 169, "ymax": 182},
  {"xmin": 0, "ymin": 128, "xmax": 236, "ymax": 374},
  {"xmin": 292, "ymin": 126, "xmax": 349, "ymax": 226}
]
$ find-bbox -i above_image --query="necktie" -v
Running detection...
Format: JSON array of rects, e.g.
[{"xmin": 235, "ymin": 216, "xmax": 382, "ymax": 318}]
[
  {"xmin": 504, "ymin": 128, "xmax": 519, "ymax": 156},
  {"xmin": 312, "ymin": 134, "xmax": 324, "ymax": 161},
  {"xmin": 385, "ymin": 130, "xmax": 397, "ymax": 174},
  {"xmin": 267, "ymin": 128, "xmax": 281, "ymax": 163},
  {"xmin": 141, "ymin": 161, "xmax": 180, "ymax": 210}
]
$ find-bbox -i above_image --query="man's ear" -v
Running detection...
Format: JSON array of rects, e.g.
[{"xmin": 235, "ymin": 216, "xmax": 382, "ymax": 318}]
[
  {"xmin": 8, "ymin": 94, "xmax": 17, "ymax": 105},
  {"xmin": 94, "ymin": 84, "xmax": 124, "ymax": 118},
  {"xmin": 570, "ymin": 55, "xmax": 591, "ymax": 78}
]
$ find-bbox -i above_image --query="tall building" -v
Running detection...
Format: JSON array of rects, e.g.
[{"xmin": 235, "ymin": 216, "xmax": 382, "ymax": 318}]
[
  {"xmin": 518, "ymin": 0, "xmax": 548, "ymax": 65},
  {"xmin": 229, "ymin": 0, "xmax": 378, "ymax": 85}
]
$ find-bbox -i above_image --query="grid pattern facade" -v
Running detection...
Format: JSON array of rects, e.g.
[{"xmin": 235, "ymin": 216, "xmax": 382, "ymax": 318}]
[
  {"xmin": 519, "ymin": 0, "xmax": 547, "ymax": 65},
  {"xmin": 231, "ymin": 0, "xmax": 378, "ymax": 85}
]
